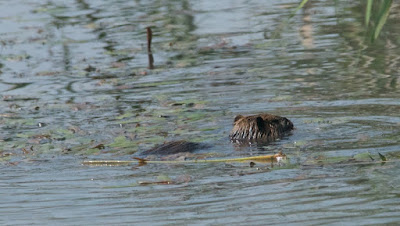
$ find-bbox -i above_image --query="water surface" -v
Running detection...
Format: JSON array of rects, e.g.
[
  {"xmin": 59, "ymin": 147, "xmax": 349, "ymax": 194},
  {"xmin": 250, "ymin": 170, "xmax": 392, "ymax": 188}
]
[{"xmin": 1, "ymin": 0, "xmax": 400, "ymax": 225}]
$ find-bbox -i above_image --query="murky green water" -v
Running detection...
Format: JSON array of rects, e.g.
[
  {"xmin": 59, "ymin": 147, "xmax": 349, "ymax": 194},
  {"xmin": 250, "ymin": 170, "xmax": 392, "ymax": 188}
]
[{"xmin": 1, "ymin": 0, "xmax": 400, "ymax": 225}]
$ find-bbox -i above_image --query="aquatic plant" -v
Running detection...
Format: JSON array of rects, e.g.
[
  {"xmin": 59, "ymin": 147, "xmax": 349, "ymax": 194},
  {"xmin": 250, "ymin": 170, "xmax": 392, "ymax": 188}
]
[
  {"xmin": 365, "ymin": 0, "xmax": 393, "ymax": 41},
  {"xmin": 293, "ymin": 0, "xmax": 392, "ymax": 42}
]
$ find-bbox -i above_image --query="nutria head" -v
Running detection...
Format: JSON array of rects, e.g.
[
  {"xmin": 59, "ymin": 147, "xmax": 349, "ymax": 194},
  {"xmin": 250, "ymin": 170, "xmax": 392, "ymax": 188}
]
[{"xmin": 229, "ymin": 114, "xmax": 293, "ymax": 143}]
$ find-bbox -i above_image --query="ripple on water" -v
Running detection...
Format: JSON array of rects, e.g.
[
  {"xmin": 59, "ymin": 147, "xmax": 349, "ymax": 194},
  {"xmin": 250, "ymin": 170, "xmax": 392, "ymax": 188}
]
[{"xmin": 1, "ymin": 0, "xmax": 400, "ymax": 225}]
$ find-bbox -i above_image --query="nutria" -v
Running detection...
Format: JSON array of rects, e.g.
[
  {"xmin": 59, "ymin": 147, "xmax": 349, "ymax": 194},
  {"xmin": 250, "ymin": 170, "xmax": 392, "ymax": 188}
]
[
  {"xmin": 141, "ymin": 114, "xmax": 293, "ymax": 156},
  {"xmin": 141, "ymin": 140, "xmax": 208, "ymax": 156},
  {"xmin": 229, "ymin": 114, "xmax": 293, "ymax": 142}
]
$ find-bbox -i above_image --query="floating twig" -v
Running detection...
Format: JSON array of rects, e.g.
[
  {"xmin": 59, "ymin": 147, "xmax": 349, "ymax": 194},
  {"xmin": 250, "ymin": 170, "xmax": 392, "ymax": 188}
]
[
  {"xmin": 146, "ymin": 27, "xmax": 154, "ymax": 69},
  {"xmin": 82, "ymin": 153, "xmax": 286, "ymax": 166}
]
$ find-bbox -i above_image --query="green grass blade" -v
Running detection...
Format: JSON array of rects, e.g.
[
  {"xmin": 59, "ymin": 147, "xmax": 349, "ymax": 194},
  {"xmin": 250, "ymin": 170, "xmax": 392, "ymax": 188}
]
[
  {"xmin": 373, "ymin": 0, "xmax": 392, "ymax": 40},
  {"xmin": 365, "ymin": 0, "xmax": 373, "ymax": 26},
  {"xmin": 289, "ymin": 0, "xmax": 310, "ymax": 19}
]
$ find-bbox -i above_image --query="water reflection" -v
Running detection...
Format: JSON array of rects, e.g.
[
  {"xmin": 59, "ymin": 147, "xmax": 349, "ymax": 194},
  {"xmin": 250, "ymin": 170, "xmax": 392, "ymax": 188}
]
[{"xmin": 1, "ymin": 0, "xmax": 400, "ymax": 224}]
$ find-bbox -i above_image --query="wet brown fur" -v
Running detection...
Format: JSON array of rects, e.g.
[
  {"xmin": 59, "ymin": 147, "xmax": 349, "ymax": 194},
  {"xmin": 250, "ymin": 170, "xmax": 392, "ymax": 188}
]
[
  {"xmin": 141, "ymin": 140, "xmax": 207, "ymax": 156},
  {"xmin": 230, "ymin": 114, "xmax": 293, "ymax": 142}
]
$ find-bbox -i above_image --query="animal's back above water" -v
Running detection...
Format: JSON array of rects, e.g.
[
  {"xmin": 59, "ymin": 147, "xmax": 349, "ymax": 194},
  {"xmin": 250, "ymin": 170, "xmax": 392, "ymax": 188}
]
[
  {"xmin": 141, "ymin": 140, "xmax": 207, "ymax": 156},
  {"xmin": 229, "ymin": 114, "xmax": 294, "ymax": 142}
]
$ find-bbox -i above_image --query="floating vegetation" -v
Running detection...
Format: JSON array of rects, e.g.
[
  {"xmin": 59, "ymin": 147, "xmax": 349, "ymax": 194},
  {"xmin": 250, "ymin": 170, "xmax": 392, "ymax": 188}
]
[
  {"xmin": 108, "ymin": 136, "xmax": 136, "ymax": 149},
  {"xmin": 302, "ymin": 152, "xmax": 390, "ymax": 168}
]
